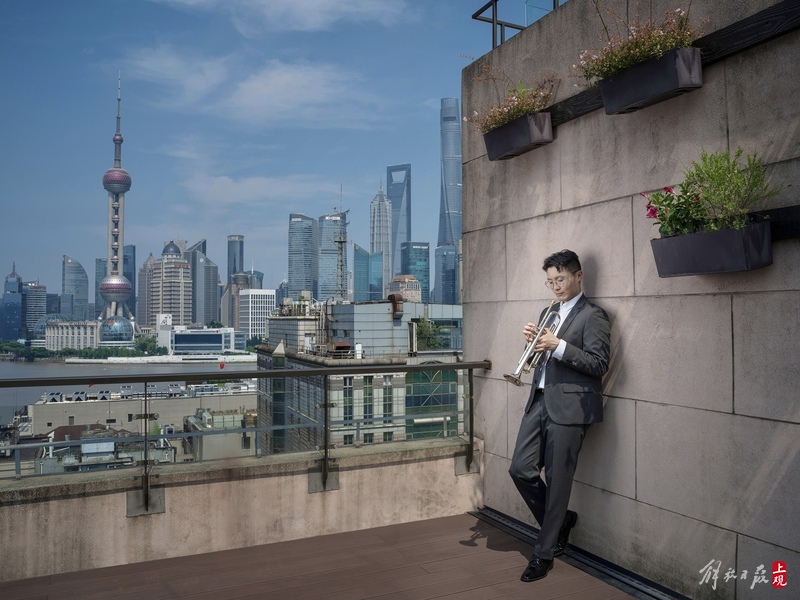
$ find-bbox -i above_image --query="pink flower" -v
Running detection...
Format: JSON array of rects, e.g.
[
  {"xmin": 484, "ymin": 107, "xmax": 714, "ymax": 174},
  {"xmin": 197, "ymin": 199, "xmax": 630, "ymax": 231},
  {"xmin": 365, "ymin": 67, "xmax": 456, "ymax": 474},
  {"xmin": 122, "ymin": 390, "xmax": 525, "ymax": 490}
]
[
  {"xmin": 646, "ymin": 202, "xmax": 658, "ymax": 219},
  {"xmin": 663, "ymin": 186, "xmax": 675, "ymax": 194}
]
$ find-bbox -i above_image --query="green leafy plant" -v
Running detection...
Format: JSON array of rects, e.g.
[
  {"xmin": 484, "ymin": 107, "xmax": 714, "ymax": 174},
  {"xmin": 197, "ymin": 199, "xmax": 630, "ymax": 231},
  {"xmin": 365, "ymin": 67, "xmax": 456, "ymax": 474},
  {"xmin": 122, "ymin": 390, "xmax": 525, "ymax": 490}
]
[
  {"xmin": 416, "ymin": 318, "xmax": 445, "ymax": 351},
  {"xmin": 573, "ymin": 1, "xmax": 697, "ymax": 85},
  {"xmin": 465, "ymin": 64, "xmax": 557, "ymax": 134},
  {"xmin": 642, "ymin": 147, "xmax": 780, "ymax": 236}
]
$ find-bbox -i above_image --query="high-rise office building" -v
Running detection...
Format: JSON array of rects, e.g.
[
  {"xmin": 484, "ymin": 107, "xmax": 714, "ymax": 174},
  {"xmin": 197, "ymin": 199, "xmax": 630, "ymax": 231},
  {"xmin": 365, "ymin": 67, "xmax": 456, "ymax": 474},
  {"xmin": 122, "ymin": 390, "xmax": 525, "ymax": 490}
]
[
  {"xmin": 239, "ymin": 288, "xmax": 276, "ymax": 340},
  {"xmin": 123, "ymin": 245, "xmax": 136, "ymax": 318},
  {"xmin": 353, "ymin": 243, "xmax": 370, "ymax": 302},
  {"xmin": 369, "ymin": 253, "xmax": 384, "ymax": 301},
  {"xmin": 287, "ymin": 214, "xmax": 318, "ymax": 300},
  {"xmin": 247, "ymin": 269, "xmax": 264, "ymax": 290},
  {"xmin": 401, "ymin": 242, "xmax": 430, "ymax": 304},
  {"xmin": 23, "ymin": 283, "xmax": 47, "ymax": 334},
  {"xmin": 185, "ymin": 240, "xmax": 220, "ymax": 327},
  {"xmin": 437, "ymin": 98, "xmax": 463, "ymax": 248},
  {"xmin": 221, "ymin": 272, "xmax": 251, "ymax": 329},
  {"xmin": 227, "ymin": 234, "xmax": 244, "ymax": 284},
  {"xmin": 98, "ymin": 78, "xmax": 136, "ymax": 346},
  {"xmin": 434, "ymin": 245, "xmax": 460, "ymax": 305},
  {"xmin": 61, "ymin": 256, "xmax": 88, "ymax": 321},
  {"xmin": 0, "ymin": 264, "xmax": 24, "ymax": 340},
  {"xmin": 147, "ymin": 242, "xmax": 192, "ymax": 328},
  {"xmin": 433, "ymin": 99, "xmax": 463, "ymax": 305},
  {"xmin": 317, "ymin": 212, "xmax": 348, "ymax": 301},
  {"xmin": 137, "ymin": 254, "xmax": 156, "ymax": 329},
  {"xmin": 386, "ymin": 163, "xmax": 411, "ymax": 276},
  {"xmin": 369, "ymin": 184, "xmax": 393, "ymax": 298}
]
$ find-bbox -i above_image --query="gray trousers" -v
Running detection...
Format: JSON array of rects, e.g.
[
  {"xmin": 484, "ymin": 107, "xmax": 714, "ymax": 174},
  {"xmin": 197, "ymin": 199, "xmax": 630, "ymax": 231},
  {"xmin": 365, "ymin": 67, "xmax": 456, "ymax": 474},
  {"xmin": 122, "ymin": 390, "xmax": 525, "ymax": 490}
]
[{"xmin": 508, "ymin": 390, "xmax": 588, "ymax": 560}]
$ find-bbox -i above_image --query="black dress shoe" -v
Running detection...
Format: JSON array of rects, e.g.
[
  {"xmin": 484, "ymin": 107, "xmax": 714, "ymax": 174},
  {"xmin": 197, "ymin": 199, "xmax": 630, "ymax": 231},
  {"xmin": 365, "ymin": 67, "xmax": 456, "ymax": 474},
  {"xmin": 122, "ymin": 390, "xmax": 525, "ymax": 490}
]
[
  {"xmin": 553, "ymin": 510, "xmax": 577, "ymax": 557},
  {"xmin": 520, "ymin": 557, "xmax": 553, "ymax": 582}
]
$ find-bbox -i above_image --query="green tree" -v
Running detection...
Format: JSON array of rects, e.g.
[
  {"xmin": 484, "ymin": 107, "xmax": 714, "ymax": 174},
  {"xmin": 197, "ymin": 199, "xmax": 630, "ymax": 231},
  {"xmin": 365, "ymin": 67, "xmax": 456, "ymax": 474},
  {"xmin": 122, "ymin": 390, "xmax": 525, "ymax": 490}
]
[{"xmin": 416, "ymin": 318, "xmax": 445, "ymax": 351}]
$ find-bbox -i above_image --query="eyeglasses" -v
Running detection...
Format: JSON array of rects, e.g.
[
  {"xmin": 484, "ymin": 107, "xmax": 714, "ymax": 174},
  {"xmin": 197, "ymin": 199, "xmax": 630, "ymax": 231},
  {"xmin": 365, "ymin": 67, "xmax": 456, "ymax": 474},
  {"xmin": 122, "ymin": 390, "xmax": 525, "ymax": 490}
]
[{"xmin": 544, "ymin": 270, "xmax": 578, "ymax": 289}]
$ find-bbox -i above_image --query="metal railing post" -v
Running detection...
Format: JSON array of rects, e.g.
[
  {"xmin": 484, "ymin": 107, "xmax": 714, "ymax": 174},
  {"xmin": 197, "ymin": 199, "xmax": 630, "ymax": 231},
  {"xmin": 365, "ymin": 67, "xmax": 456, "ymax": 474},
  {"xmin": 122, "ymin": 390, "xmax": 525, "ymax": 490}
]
[
  {"xmin": 467, "ymin": 368, "xmax": 475, "ymax": 472},
  {"xmin": 143, "ymin": 380, "xmax": 150, "ymax": 511},
  {"xmin": 323, "ymin": 375, "xmax": 330, "ymax": 489}
]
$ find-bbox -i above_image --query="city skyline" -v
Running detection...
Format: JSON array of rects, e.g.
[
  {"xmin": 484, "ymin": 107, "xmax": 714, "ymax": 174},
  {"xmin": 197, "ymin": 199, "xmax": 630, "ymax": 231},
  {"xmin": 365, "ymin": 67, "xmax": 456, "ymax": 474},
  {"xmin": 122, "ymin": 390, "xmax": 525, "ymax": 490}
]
[{"xmin": 0, "ymin": 1, "xmax": 504, "ymax": 292}]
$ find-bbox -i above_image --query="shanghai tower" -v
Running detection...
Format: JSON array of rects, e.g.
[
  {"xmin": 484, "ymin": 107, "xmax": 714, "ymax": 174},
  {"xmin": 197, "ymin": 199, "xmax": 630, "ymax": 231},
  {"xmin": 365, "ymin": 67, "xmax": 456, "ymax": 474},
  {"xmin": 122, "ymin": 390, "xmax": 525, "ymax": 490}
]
[
  {"xmin": 98, "ymin": 78, "xmax": 136, "ymax": 344},
  {"xmin": 437, "ymin": 98, "xmax": 462, "ymax": 248},
  {"xmin": 433, "ymin": 98, "xmax": 462, "ymax": 304}
]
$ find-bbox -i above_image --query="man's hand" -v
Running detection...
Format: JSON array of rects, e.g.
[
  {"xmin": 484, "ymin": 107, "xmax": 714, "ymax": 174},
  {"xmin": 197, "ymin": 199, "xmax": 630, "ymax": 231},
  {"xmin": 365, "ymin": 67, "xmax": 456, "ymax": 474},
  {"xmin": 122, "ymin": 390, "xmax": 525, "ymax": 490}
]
[
  {"xmin": 523, "ymin": 322, "xmax": 537, "ymax": 342},
  {"xmin": 534, "ymin": 329, "xmax": 560, "ymax": 353}
]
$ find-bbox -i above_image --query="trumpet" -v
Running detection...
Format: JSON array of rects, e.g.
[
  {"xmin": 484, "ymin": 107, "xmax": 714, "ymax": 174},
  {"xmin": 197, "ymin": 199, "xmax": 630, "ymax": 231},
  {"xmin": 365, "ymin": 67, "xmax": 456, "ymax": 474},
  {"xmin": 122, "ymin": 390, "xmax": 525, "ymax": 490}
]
[{"xmin": 504, "ymin": 300, "xmax": 561, "ymax": 387}]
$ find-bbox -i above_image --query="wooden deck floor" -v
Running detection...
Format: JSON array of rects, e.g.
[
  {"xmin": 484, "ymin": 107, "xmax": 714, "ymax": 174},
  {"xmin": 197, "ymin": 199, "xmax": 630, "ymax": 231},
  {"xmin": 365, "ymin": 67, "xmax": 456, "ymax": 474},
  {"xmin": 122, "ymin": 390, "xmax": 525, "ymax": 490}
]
[{"xmin": 4, "ymin": 513, "xmax": 638, "ymax": 600}]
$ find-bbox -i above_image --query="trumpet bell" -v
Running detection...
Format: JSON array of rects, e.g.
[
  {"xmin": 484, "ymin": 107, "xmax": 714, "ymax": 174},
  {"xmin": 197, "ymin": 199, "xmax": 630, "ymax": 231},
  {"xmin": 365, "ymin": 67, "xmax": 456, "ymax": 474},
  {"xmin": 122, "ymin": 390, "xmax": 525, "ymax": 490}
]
[{"xmin": 503, "ymin": 373, "xmax": 525, "ymax": 387}]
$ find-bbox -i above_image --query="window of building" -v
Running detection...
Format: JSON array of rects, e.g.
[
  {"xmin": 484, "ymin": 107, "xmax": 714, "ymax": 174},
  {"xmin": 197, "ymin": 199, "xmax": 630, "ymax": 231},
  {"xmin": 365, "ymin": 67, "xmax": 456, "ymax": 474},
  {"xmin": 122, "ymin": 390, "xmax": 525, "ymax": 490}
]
[
  {"xmin": 363, "ymin": 376, "xmax": 373, "ymax": 425},
  {"xmin": 343, "ymin": 376, "xmax": 354, "ymax": 425},
  {"xmin": 383, "ymin": 375, "xmax": 393, "ymax": 423},
  {"xmin": 343, "ymin": 434, "xmax": 354, "ymax": 445},
  {"xmin": 363, "ymin": 433, "xmax": 374, "ymax": 444},
  {"xmin": 383, "ymin": 431, "xmax": 393, "ymax": 442}
]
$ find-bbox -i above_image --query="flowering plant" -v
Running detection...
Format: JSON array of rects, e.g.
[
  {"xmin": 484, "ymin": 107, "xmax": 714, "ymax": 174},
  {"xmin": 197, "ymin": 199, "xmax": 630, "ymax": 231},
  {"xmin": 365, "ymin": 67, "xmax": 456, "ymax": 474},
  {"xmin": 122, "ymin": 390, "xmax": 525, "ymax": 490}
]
[
  {"xmin": 573, "ymin": 1, "xmax": 697, "ymax": 85},
  {"xmin": 465, "ymin": 64, "xmax": 557, "ymax": 134},
  {"xmin": 642, "ymin": 147, "xmax": 780, "ymax": 237}
]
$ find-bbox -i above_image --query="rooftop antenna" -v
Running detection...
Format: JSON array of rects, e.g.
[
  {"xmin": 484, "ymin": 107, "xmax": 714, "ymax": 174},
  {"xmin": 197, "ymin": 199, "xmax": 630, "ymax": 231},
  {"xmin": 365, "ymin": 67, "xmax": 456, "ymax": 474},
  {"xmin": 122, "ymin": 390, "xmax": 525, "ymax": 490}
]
[{"xmin": 335, "ymin": 184, "xmax": 350, "ymax": 301}]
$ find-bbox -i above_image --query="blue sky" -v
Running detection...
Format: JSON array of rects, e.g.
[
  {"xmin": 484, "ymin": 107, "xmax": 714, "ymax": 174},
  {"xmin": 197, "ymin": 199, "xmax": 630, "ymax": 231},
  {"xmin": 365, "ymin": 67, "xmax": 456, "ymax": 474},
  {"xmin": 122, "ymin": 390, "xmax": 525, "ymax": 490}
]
[{"xmin": 0, "ymin": 0, "xmax": 522, "ymax": 294}]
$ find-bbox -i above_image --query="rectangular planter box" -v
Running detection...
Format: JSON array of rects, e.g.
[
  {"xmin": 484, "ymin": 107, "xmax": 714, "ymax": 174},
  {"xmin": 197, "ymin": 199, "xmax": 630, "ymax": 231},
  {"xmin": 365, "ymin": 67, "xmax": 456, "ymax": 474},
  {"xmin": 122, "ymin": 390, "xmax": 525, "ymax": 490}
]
[
  {"xmin": 599, "ymin": 47, "xmax": 703, "ymax": 115},
  {"xmin": 650, "ymin": 221, "xmax": 772, "ymax": 277},
  {"xmin": 483, "ymin": 112, "xmax": 553, "ymax": 161}
]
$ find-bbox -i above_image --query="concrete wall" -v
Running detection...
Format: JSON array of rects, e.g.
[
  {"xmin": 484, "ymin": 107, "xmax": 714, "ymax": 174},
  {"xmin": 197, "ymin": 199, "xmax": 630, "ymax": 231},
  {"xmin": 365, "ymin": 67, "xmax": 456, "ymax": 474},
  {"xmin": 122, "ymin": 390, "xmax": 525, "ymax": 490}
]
[
  {"xmin": 0, "ymin": 439, "xmax": 481, "ymax": 582},
  {"xmin": 462, "ymin": 1, "xmax": 800, "ymax": 598}
]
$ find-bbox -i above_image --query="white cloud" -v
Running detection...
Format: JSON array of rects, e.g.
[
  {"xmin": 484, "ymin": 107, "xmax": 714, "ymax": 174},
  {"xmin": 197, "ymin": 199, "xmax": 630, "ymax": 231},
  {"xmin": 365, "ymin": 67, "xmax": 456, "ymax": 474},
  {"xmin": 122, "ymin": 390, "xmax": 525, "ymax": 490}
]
[
  {"xmin": 181, "ymin": 172, "xmax": 341, "ymax": 210},
  {"xmin": 221, "ymin": 59, "xmax": 382, "ymax": 129},
  {"xmin": 150, "ymin": 0, "xmax": 412, "ymax": 33},
  {"xmin": 122, "ymin": 44, "xmax": 231, "ymax": 108}
]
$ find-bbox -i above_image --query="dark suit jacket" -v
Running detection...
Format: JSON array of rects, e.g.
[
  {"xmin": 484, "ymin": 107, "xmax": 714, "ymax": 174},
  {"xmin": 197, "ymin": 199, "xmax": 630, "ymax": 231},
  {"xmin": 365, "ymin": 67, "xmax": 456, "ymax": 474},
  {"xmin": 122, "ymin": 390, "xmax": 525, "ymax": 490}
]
[{"xmin": 527, "ymin": 294, "xmax": 610, "ymax": 425}]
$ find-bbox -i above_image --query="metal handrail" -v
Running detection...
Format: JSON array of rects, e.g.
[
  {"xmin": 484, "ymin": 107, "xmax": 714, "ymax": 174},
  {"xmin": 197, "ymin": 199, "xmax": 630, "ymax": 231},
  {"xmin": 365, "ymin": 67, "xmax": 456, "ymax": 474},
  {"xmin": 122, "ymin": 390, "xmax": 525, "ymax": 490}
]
[
  {"xmin": 472, "ymin": 0, "xmax": 526, "ymax": 49},
  {"xmin": 0, "ymin": 360, "xmax": 491, "ymax": 389},
  {"xmin": 1, "ymin": 360, "xmax": 492, "ymax": 492}
]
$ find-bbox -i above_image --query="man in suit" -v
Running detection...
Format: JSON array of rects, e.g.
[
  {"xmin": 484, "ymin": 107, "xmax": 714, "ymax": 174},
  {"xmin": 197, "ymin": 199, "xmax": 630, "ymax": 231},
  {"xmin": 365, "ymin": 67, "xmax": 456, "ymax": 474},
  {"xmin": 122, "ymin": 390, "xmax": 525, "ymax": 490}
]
[{"xmin": 508, "ymin": 249, "xmax": 611, "ymax": 582}]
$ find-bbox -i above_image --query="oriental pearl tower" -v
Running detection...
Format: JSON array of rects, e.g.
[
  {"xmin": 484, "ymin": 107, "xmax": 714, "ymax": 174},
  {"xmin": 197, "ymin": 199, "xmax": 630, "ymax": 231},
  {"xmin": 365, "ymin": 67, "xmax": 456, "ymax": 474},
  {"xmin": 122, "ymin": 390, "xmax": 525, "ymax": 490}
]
[{"xmin": 98, "ymin": 77, "xmax": 136, "ymax": 345}]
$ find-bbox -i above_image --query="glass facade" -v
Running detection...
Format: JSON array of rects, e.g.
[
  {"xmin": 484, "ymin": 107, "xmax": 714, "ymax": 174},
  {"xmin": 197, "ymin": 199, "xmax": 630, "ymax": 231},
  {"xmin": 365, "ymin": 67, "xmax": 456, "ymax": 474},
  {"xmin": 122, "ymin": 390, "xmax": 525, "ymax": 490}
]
[
  {"xmin": 317, "ymin": 212, "xmax": 347, "ymax": 301},
  {"xmin": 369, "ymin": 185, "xmax": 392, "ymax": 296},
  {"xmin": 369, "ymin": 252, "xmax": 384, "ymax": 301},
  {"xmin": 434, "ymin": 245, "xmax": 460, "ymax": 305},
  {"xmin": 401, "ymin": 242, "xmax": 430, "ymax": 304},
  {"xmin": 438, "ymin": 98, "xmax": 462, "ymax": 248},
  {"xmin": 227, "ymin": 235, "xmax": 244, "ymax": 284},
  {"xmin": 432, "ymin": 98, "xmax": 462, "ymax": 305},
  {"xmin": 386, "ymin": 163, "xmax": 411, "ymax": 277},
  {"xmin": 353, "ymin": 243, "xmax": 370, "ymax": 302},
  {"xmin": 123, "ymin": 245, "xmax": 136, "ymax": 317},
  {"xmin": 288, "ymin": 214, "xmax": 318, "ymax": 300},
  {"xmin": 185, "ymin": 240, "xmax": 220, "ymax": 327},
  {"xmin": 61, "ymin": 255, "xmax": 89, "ymax": 321}
]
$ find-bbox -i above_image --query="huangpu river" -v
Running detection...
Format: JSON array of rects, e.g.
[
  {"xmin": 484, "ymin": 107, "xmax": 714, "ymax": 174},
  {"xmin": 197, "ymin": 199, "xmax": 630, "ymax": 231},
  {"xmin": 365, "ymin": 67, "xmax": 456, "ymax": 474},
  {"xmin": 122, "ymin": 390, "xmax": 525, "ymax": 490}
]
[{"xmin": 0, "ymin": 360, "xmax": 258, "ymax": 425}]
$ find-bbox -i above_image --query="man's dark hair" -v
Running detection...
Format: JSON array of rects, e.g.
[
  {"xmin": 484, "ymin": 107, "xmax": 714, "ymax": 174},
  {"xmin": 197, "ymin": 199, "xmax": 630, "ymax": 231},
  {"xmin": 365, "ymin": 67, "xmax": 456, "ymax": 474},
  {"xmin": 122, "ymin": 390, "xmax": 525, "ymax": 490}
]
[{"xmin": 542, "ymin": 249, "xmax": 582, "ymax": 273}]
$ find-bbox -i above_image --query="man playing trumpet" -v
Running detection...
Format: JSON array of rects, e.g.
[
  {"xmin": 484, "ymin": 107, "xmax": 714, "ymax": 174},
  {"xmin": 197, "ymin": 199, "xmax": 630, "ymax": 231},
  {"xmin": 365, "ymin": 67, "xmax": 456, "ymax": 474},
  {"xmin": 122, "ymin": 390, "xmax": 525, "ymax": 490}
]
[{"xmin": 509, "ymin": 249, "xmax": 611, "ymax": 582}]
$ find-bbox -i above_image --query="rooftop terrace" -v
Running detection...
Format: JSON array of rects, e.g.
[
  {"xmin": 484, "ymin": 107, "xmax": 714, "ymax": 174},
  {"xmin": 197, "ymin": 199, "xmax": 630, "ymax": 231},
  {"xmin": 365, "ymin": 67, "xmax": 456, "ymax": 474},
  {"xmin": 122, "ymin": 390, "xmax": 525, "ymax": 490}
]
[{"xmin": 4, "ymin": 513, "xmax": 638, "ymax": 600}]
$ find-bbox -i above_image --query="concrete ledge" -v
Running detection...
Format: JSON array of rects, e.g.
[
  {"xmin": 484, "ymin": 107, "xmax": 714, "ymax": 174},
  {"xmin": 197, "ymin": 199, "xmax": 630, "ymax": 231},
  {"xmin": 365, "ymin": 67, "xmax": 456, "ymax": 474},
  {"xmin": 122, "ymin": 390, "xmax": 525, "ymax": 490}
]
[{"xmin": 0, "ymin": 437, "xmax": 484, "ymax": 582}]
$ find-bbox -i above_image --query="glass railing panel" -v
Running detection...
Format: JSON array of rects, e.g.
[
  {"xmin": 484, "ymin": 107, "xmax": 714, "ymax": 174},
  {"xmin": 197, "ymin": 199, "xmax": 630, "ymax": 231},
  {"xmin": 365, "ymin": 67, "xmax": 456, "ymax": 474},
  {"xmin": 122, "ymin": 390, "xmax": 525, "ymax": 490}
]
[{"xmin": 0, "ymin": 361, "xmax": 488, "ymax": 481}]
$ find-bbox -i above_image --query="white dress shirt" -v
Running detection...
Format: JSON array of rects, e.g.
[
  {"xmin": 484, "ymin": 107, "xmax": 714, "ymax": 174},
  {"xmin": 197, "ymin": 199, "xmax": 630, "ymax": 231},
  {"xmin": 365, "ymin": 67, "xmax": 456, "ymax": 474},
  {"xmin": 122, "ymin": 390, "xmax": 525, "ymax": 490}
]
[{"xmin": 536, "ymin": 292, "xmax": 583, "ymax": 389}]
